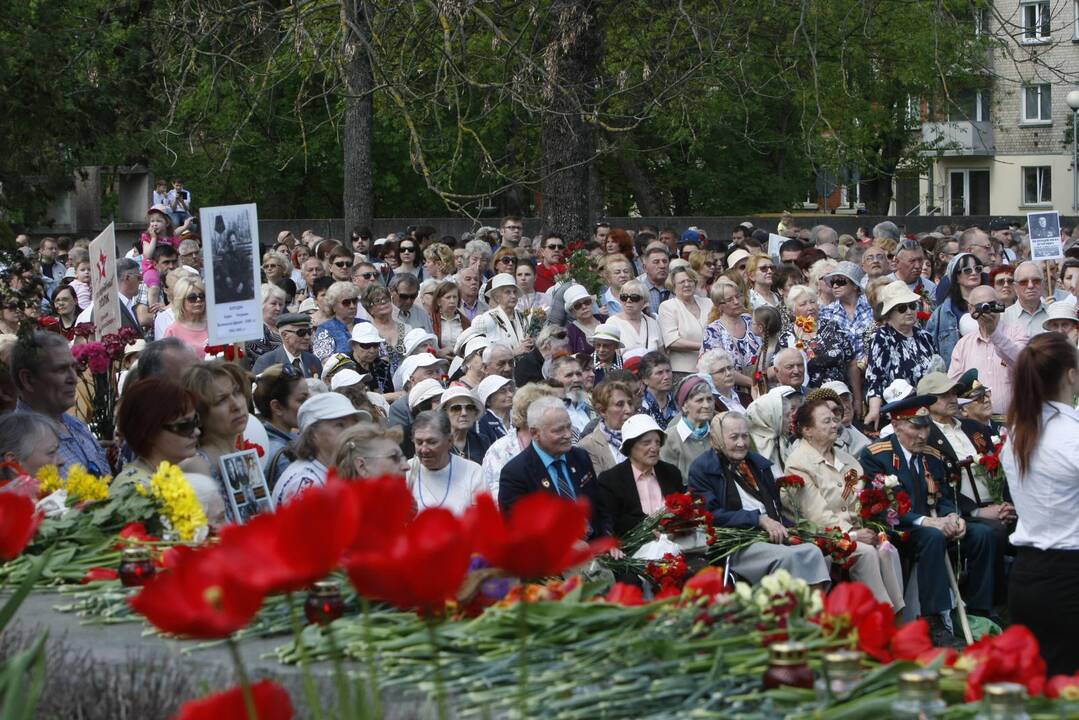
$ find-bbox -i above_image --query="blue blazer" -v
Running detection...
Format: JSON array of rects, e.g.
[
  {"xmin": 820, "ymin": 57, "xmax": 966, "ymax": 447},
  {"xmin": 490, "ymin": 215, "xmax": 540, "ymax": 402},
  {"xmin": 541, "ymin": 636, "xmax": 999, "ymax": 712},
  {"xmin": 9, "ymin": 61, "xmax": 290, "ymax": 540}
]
[
  {"xmin": 687, "ymin": 449, "xmax": 789, "ymax": 529},
  {"xmin": 498, "ymin": 444, "xmax": 599, "ymax": 532},
  {"xmin": 475, "ymin": 410, "xmax": 508, "ymax": 446},
  {"xmin": 252, "ymin": 346, "xmax": 323, "ymax": 378},
  {"xmin": 858, "ymin": 435, "xmax": 958, "ymax": 527}
]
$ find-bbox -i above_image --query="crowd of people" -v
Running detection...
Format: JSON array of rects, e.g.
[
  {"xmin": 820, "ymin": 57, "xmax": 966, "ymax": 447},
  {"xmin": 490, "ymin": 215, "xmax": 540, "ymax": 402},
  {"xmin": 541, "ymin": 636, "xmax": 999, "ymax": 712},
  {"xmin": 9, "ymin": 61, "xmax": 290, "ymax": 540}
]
[{"xmin": 3, "ymin": 209, "xmax": 1079, "ymax": 672}]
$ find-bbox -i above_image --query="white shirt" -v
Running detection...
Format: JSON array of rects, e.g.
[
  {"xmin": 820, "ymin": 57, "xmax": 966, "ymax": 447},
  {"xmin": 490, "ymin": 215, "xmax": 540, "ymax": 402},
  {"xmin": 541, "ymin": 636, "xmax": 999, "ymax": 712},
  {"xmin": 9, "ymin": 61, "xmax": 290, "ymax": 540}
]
[
  {"xmin": 154, "ymin": 306, "xmax": 176, "ymax": 339},
  {"xmin": 272, "ymin": 459, "xmax": 328, "ymax": 506},
  {"xmin": 606, "ymin": 314, "xmax": 662, "ymax": 352},
  {"xmin": 407, "ymin": 455, "xmax": 485, "ymax": 515},
  {"xmin": 734, "ymin": 481, "xmax": 767, "ymax": 514},
  {"xmin": 934, "ymin": 418, "xmax": 989, "ymax": 501},
  {"xmin": 1003, "ymin": 402, "xmax": 1079, "ymax": 550},
  {"xmin": 482, "ymin": 431, "xmax": 526, "ymax": 501}
]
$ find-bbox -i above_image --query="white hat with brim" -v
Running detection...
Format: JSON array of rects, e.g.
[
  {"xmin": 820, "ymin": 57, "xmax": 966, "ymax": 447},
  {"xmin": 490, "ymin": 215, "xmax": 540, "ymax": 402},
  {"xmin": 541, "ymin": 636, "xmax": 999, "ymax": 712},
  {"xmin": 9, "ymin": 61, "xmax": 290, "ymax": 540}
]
[
  {"xmin": 462, "ymin": 336, "xmax": 491, "ymax": 360},
  {"xmin": 297, "ymin": 392, "xmax": 360, "ymax": 431},
  {"xmin": 484, "ymin": 273, "xmax": 516, "ymax": 298},
  {"xmin": 878, "ymin": 280, "xmax": 922, "ymax": 318},
  {"xmin": 563, "ymin": 284, "xmax": 591, "ymax": 312},
  {"xmin": 590, "ymin": 322, "xmax": 624, "ymax": 348},
  {"xmin": 1041, "ymin": 300, "xmax": 1079, "ymax": 330},
  {"xmin": 821, "ymin": 380, "xmax": 851, "ymax": 397},
  {"xmin": 330, "ymin": 369, "xmax": 366, "ymax": 391},
  {"xmin": 298, "ymin": 298, "xmax": 319, "ymax": 314},
  {"xmin": 618, "ymin": 414, "xmax": 665, "ymax": 454},
  {"xmin": 124, "ymin": 339, "xmax": 147, "ymax": 357},
  {"xmin": 351, "ymin": 323, "xmax": 385, "ymax": 345},
  {"xmin": 453, "ymin": 326, "xmax": 484, "ymax": 356},
  {"xmin": 882, "ymin": 378, "xmax": 915, "ymax": 405},
  {"xmin": 440, "ymin": 385, "xmax": 482, "ymax": 413},
  {"xmin": 408, "ymin": 378, "xmax": 445, "ymax": 409},
  {"xmin": 394, "ymin": 353, "xmax": 447, "ymax": 392},
  {"xmin": 403, "ymin": 327, "xmax": 438, "ymax": 356},
  {"xmin": 477, "ymin": 375, "xmax": 512, "ymax": 406},
  {"xmin": 727, "ymin": 249, "xmax": 751, "ymax": 269}
]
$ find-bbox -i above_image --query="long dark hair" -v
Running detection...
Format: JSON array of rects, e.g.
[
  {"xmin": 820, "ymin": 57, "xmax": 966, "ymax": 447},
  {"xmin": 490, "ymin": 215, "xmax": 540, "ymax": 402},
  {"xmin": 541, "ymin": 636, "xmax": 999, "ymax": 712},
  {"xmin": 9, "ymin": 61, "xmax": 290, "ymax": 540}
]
[
  {"xmin": 1008, "ymin": 333, "xmax": 1078, "ymax": 477},
  {"xmin": 947, "ymin": 252, "xmax": 978, "ymax": 314}
]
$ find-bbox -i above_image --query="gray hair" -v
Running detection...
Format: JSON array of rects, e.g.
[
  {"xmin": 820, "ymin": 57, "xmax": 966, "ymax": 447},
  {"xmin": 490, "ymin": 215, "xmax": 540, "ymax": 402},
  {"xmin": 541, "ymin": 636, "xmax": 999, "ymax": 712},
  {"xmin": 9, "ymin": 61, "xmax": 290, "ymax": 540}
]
[
  {"xmin": 412, "ymin": 409, "xmax": 451, "ymax": 440},
  {"xmin": 526, "ymin": 395, "xmax": 568, "ymax": 429},
  {"xmin": 128, "ymin": 338, "xmax": 194, "ymax": 384},
  {"xmin": 784, "ymin": 284, "xmax": 818, "ymax": 312},
  {"xmin": 697, "ymin": 348, "xmax": 735, "ymax": 374},
  {"xmin": 873, "ymin": 221, "xmax": 900, "ymax": 243},
  {"xmin": 116, "ymin": 258, "xmax": 140, "ymax": 278},
  {"xmin": 810, "ymin": 225, "xmax": 838, "ymax": 247},
  {"xmin": 773, "ymin": 346, "xmax": 803, "ymax": 369},
  {"xmin": 10, "ymin": 331, "xmax": 69, "ymax": 392},
  {"xmin": 388, "ymin": 273, "xmax": 420, "ymax": 291},
  {"xmin": 463, "ymin": 240, "xmax": 492, "ymax": 267},
  {"xmin": 620, "ymin": 279, "xmax": 647, "ymax": 297},
  {"xmin": 481, "ymin": 342, "xmax": 512, "ymax": 364},
  {"xmin": 262, "ymin": 283, "xmax": 288, "ymax": 304},
  {"xmin": 324, "ymin": 280, "xmax": 359, "ymax": 308},
  {"xmin": 536, "ymin": 323, "xmax": 566, "ymax": 349},
  {"xmin": 0, "ymin": 412, "xmax": 58, "ymax": 466},
  {"xmin": 261, "ymin": 250, "xmax": 293, "ymax": 275}
]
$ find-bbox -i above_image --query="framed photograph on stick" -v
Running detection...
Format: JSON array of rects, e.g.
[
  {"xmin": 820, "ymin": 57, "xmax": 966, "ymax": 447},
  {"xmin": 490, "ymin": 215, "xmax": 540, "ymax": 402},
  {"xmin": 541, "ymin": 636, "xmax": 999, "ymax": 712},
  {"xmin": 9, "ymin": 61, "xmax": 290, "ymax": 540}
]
[
  {"xmin": 218, "ymin": 448, "xmax": 274, "ymax": 523},
  {"xmin": 199, "ymin": 203, "xmax": 263, "ymax": 345},
  {"xmin": 1027, "ymin": 210, "xmax": 1063, "ymax": 262}
]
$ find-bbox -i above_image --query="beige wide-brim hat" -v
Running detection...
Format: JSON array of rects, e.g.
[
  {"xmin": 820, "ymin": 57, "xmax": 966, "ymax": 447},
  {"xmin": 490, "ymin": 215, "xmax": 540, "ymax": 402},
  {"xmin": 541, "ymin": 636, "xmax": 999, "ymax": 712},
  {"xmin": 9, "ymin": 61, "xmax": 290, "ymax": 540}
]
[
  {"xmin": 1042, "ymin": 300, "xmax": 1079, "ymax": 329},
  {"xmin": 878, "ymin": 280, "xmax": 921, "ymax": 318}
]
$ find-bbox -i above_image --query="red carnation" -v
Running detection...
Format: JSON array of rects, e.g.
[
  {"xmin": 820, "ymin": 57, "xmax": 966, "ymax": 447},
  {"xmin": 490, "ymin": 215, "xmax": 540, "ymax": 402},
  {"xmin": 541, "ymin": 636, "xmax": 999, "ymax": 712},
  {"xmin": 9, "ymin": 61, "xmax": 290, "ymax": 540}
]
[
  {"xmin": 683, "ymin": 567, "xmax": 731, "ymax": 600},
  {"xmin": 115, "ymin": 521, "xmax": 159, "ymax": 549},
  {"xmin": 1047, "ymin": 674, "xmax": 1079, "ymax": 699},
  {"xmin": 172, "ymin": 679, "xmax": 293, "ymax": 720}
]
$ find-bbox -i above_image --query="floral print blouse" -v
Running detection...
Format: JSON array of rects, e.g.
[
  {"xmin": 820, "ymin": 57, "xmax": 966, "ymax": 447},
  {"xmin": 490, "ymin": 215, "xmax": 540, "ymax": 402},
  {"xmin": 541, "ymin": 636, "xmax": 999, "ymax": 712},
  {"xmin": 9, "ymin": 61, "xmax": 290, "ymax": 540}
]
[
  {"xmin": 863, "ymin": 323, "xmax": 937, "ymax": 400},
  {"xmin": 702, "ymin": 314, "xmax": 762, "ymax": 369},
  {"xmin": 777, "ymin": 318, "xmax": 856, "ymax": 387}
]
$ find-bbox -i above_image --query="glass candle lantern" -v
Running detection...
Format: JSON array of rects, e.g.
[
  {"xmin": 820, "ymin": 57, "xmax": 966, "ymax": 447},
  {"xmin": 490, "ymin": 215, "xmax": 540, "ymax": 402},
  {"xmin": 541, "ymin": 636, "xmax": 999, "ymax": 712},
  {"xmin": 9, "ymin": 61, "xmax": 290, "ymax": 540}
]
[
  {"xmin": 304, "ymin": 580, "xmax": 345, "ymax": 625},
  {"xmin": 118, "ymin": 546, "xmax": 156, "ymax": 587},
  {"xmin": 762, "ymin": 642, "xmax": 814, "ymax": 690}
]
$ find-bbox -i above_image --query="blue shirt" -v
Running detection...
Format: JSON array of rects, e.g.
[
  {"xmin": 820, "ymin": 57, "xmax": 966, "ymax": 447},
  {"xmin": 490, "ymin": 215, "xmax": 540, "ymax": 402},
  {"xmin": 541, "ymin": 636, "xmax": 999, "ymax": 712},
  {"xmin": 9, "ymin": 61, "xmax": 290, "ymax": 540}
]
[
  {"xmin": 819, "ymin": 296, "xmax": 876, "ymax": 359},
  {"xmin": 15, "ymin": 400, "xmax": 109, "ymax": 477},
  {"xmin": 531, "ymin": 441, "xmax": 576, "ymax": 498},
  {"xmin": 638, "ymin": 274, "xmax": 671, "ymax": 316}
]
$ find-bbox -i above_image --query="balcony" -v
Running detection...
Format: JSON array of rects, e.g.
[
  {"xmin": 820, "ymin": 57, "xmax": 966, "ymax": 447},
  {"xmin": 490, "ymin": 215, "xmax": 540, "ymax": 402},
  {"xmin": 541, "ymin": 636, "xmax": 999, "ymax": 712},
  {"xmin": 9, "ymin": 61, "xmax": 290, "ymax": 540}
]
[{"xmin": 921, "ymin": 120, "xmax": 995, "ymax": 156}]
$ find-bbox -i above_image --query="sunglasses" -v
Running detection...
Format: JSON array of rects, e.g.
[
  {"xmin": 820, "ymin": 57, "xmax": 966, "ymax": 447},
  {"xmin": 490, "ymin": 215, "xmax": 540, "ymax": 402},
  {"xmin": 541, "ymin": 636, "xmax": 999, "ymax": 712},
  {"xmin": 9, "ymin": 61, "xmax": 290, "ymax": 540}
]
[
  {"xmin": 282, "ymin": 327, "xmax": 312, "ymax": 337},
  {"xmin": 162, "ymin": 414, "xmax": 201, "ymax": 438},
  {"xmin": 334, "ymin": 261, "xmax": 354, "ymax": 268},
  {"xmin": 357, "ymin": 342, "xmax": 381, "ymax": 349},
  {"xmin": 619, "ymin": 294, "xmax": 644, "ymax": 303},
  {"xmin": 994, "ymin": 277, "xmax": 1015, "ymax": 286},
  {"xmin": 497, "ymin": 256, "xmax": 517, "ymax": 264},
  {"xmin": 340, "ymin": 298, "xmax": 358, "ymax": 307},
  {"xmin": 546, "ymin": 244, "xmax": 565, "ymax": 251},
  {"xmin": 396, "ymin": 292, "xmax": 417, "ymax": 300},
  {"xmin": 892, "ymin": 302, "xmax": 919, "ymax": 314},
  {"xmin": 399, "ymin": 246, "xmax": 417, "ymax": 253},
  {"xmin": 1017, "ymin": 278, "xmax": 1042, "ymax": 287},
  {"xmin": 447, "ymin": 404, "xmax": 477, "ymax": 413},
  {"xmin": 829, "ymin": 277, "xmax": 849, "ymax": 288},
  {"xmin": 360, "ymin": 272, "xmax": 378, "ymax": 280},
  {"xmin": 262, "ymin": 264, "xmax": 280, "ymax": 270},
  {"xmin": 959, "ymin": 265, "xmax": 984, "ymax": 276},
  {"xmin": 551, "ymin": 330, "xmax": 568, "ymax": 339},
  {"xmin": 757, "ymin": 266, "xmax": 775, "ymax": 273},
  {"xmin": 185, "ymin": 293, "xmax": 206, "ymax": 302}
]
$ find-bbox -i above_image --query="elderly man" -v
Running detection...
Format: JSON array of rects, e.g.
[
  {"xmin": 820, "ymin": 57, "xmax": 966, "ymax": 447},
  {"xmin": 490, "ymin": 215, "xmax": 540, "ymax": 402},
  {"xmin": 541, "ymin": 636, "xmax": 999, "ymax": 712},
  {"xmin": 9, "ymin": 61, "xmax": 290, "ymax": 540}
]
[
  {"xmin": 772, "ymin": 347, "xmax": 806, "ymax": 390},
  {"xmin": 252, "ymin": 313, "xmax": 323, "ymax": 377},
  {"xmin": 810, "ymin": 224, "xmax": 839, "ymax": 257},
  {"xmin": 822, "ymin": 380, "xmax": 871, "ymax": 457},
  {"xmin": 482, "ymin": 342, "xmax": 514, "ymax": 379},
  {"xmin": 887, "ymin": 238, "xmax": 936, "ymax": 308},
  {"xmin": 126, "ymin": 337, "xmax": 200, "ymax": 386},
  {"xmin": 389, "ymin": 274, "xmax": 433, "ymax": 333},
  {"xmin": 457, "ymin": 264, "xmax": 489, "ymax": 321},
  {"xmin": 12, "ymin": 331, "xmax": 110, "ymax": 476},
  {"xmin": 859, "ymin": 243, "xmax": 891, "ymax": 289},
  {"xmin": 639, "ymin": 351, "xmax": 676, "ymax": 429},
  {"xmin": 949, "ymin": 285, "xmax": 1027, "ymax": 416},
  {"xmin": 860, "ymin": 395, "xmax": 996, "ymax": 646},
  {"xmin": 514, "ymin": 323, "xmax": 569, "ymax": 387},
  {"xmin": 497, "ymin": 395, "xmax": 599, "ymax": 522},
  {"xmin": 1003, "ymin": 261, "xmax": 1050, "ymax": 336},
  {"xmin": 637, "ymin": 243, "xmax": 672, "ymax": 315},
  {"xmin": 688, "ymin": 411, "xmax": 830, "ymax": 587},
  {"xmin": 549, "ymin": 354, "xmax": 595, "ymax": 437},
  {"xmin": 386, "ymin": 353, "xmax": 448, "ymax": 439}
]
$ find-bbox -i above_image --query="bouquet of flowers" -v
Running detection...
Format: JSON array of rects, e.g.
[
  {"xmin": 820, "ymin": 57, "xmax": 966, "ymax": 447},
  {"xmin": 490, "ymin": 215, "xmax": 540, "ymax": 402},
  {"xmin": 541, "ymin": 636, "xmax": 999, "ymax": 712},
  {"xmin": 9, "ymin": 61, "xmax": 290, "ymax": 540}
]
[
  {"xmin": 645, "ymin": 553, "xmax": 689, "ymax": 592},
  {"xmin": 554, "ymin": 247, "xmax": 604, "ymax": 296},
  {"xmin": 775, "ymin": 474, "xmax": 806, "ymax": 522},
  {"xmin": 70, "ymin": 326, "xmax": 141, "ymax": 441},
  {"xmin": 857, "ymin": 472, "xmax": 912, "ymax": 536},
  {"xmin": 523, "ymin": 306, "xmax": 547, "ymax": 338},
  {"xmin": 975, "ymin": 434, "xmax": 1006, "ymax": 504},
  {"xmin": 792, "ymin": 526, "xmax": 858, "ymax": 570},
  {"xmin": 134, "ymin": 462, "xmax": 209, "ymax": 542}
]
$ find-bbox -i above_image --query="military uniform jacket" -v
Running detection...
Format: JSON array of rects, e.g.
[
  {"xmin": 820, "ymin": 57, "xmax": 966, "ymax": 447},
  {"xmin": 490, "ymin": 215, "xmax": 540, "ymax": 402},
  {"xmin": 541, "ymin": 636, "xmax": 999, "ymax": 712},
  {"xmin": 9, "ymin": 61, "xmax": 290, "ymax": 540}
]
[{"xmin": 858, "ymin": 435, "xmax": 958, "ymax": 527}]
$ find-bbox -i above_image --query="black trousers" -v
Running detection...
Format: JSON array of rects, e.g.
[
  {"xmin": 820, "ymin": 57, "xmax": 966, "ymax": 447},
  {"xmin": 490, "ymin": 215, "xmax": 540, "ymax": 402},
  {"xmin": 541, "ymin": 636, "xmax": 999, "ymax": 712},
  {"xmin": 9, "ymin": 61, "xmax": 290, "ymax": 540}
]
[{"xmin": 1010, "ymin": 546, "xmax": 1079, "ymax": 676}]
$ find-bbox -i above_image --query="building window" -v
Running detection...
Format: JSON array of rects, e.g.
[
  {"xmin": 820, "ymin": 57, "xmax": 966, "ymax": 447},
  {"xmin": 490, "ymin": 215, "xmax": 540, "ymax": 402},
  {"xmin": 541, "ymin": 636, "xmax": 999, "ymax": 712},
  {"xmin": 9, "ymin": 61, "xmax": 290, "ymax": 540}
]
[
  {"xmin": 1023, "ymin": 166, "xmax": 1052, "ymax": 205},
  {"xmin": 1022, "ymin": 1, "xmax": 1051, "ymax": 41},
  {"xmin": 1022, "ymin": 84, "xmax": 1052, "ymax": 123},
  {"xmin": 948, "ymin": 89, "xmax": 991, "ymax": 122}
]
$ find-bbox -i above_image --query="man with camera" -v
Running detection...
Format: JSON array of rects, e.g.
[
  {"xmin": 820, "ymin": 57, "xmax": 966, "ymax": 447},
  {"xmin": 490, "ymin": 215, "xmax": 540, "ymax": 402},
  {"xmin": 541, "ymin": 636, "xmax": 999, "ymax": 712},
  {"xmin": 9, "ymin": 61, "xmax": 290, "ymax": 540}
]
[{"xmin": 947, "ymin": 284, "xmax": 1028, "ymax": 417}]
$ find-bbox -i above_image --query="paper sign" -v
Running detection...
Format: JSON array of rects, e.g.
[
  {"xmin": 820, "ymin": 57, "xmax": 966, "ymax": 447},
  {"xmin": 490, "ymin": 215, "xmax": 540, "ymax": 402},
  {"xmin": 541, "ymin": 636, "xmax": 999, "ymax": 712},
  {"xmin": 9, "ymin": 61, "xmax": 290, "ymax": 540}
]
[
  {"xmin": 88, "ymin": 223, "xmax": 121, "ymax": 339},
  {"xmin": 768, "ymin": 233, "xmax": 785, "ymax": 260},
  {"xmin": 1027, "ymin": 211, "xmax": 1063, "ymax": 262},
  {"xmin": 200, "ymin": 203, "xmax": 263, "ymax": 345}
]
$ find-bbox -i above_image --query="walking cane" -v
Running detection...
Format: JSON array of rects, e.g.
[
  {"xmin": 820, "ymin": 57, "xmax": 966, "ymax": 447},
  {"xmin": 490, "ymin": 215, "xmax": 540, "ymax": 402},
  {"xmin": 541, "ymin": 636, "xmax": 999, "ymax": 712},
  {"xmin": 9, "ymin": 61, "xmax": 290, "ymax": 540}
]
[
  {"xmin": 956, "ymin": 457, "xmax": 983, "ymax": 506},
  {"xmin": 928, "ymin": 495, "xmax": 974, "ymax": 645}
]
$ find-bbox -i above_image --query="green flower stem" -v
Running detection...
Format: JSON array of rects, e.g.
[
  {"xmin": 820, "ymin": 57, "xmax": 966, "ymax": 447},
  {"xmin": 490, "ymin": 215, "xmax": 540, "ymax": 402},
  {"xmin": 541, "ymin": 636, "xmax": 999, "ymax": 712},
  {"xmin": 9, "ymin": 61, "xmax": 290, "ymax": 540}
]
[
  {"xmin": 226, "ymin": 637, "xmax": 258, "ymax": 720},
  {"xmin": 287, "ymin": 592, "xmax": 325, "ymax": 720},
  {"xmin": 516, "ymin": 598, "xmax": 529, "ymax": 719},
  {"xmin": 360, "ymin": 598, "xmax": 382, "ymax": 719},
  {"xmin": 425, "ymin": 615, "xmax": 448, "ymax": 720}
]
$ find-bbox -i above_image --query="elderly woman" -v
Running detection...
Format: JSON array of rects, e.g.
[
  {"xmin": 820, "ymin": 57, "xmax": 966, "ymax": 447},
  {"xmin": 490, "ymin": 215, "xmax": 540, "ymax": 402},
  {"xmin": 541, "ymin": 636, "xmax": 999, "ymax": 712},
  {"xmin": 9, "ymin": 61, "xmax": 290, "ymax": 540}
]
[
  {"xmin": 697, "ymin": 348, "xmax": 745, "ymax": 413},
  {"xmin": 262, "ymin": 250, "xmax": 292, "ymax": 286},
  {"xmin": 819, "ymin": 261, "xmax": 874, "ymax": 361},
  {"xmin": 490, "ymin": 247, "xmax": 519, "ymax": 279},
  {"xmin": 312, "ymin": 281, "xmax": 361, "ymax": 361},
  {"xmin": 660, "ymin": 375, "xmax": 716, "ymax": 478},
  {"xmin": 863, "ymin": 280, "xmax": 938, "ymax": 428},
  {"xmin": 564, "ymin": 284, "xmax": 602, "ymax": 355},
  {"xmin": 273, "ymin": 392, "xmax": 362, "ymax": 505},
  {"xmin": 332, "ymin": 423, "xmax": 409, "ymax": 478},
  {"xmin": 244, "ymin": 284, "xmax": 287, "ymax": 368},
  {"xmin": 475, "ymin": 375, "xmax": 513, "ymax": 445},
  {"xmin": 0, "ymin": 413, "xmax": 59, "ymax": 494},
  {"xmin": 480, "ymin": 382, "xmax": 561, "ymax": 499},
  {"xmin": 440, "ymin": 386, "xmax": 490, "ymax": 464},
  {"xmin": 252, "ymin": 363, "xmax": 311, "ymax": 482},
  {"xmin": 927, "ymin": 252, "xmax": 982, "ymax": 364},
  {"xmin": 597, "ymin": 415, "xmax": 684, "ymax": 539},
  {"xmin": 407, "ymin": 410, "xmax": 485, "ymax": 514},
  {"xmin": 600, "ymin": 254, "xmax": 634, "ymax": 315},
  {"xmin": 658, "ymin": 266, "xmax": 713, "ymax": 378},
  {"xmin": 777, "ymin": 284, "xmax": 858, "ymax": 391},
  {"xmin": 431, "ymin": 280, "xmax": 470, "ymax": 356},
  {"xmin": 784, "ymin": 396, "xmax": 905, "ymax": 611},
  {"xmin": 579, "ymin": 380, "xmax": 636, "ymax": 475},
  {"xmin": 808, "ymin": 258, "xmax": 838, "ymax": 307},
  {"xmin": 746, "ymin": 385, "xmax": 802, "ymax": 473},
  {"xmin": 747, "ymin": 254, "xmax": 779, "ymax": 310},
  {"xmin": 702, "ymin": 279, "xmax": 761, "ymax": 390},
  {"xmin": 422, "ymin": 242, "xmax": 455, "ymax": 282},
  {"xmin": 471, "ymin": 273, "xmax": 532, "ymax": 355},
  {"xmin": 362, "ymin": 284, "xmax": 408, "ymax": 374},
  {"xmin": 687, "ymin": 412, "xmax": 830, "ymax": 586},
  {"xmin": 164, "ymin": 276, "xmax": 209, "ymax": 353},
  {"xmin": 608, "ymin": 279, "xmax": 662, "ymax": 352}
]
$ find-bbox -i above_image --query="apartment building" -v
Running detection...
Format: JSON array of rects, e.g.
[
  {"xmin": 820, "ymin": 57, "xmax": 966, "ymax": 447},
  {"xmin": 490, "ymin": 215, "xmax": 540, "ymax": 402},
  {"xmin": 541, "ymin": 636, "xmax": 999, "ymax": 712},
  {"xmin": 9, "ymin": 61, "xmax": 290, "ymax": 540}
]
[{"xmin": 915, "ymin": 0, "xmax": 1079, "ymax": 218}]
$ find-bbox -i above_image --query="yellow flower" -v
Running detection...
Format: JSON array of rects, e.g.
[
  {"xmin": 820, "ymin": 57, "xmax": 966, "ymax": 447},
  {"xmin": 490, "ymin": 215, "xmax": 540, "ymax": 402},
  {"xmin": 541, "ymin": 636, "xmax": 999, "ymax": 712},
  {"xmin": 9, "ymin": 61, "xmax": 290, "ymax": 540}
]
[
  {"xmin": 64, "ymin": 464, "xmax": 112, "ymax": 502},
  {"xmin": 144, "ymin": 462, "xmax": 208, "ymax": 542},
  {"xmin": 37, "ymin": 464, "xmax": 63, "ymax": 494}
]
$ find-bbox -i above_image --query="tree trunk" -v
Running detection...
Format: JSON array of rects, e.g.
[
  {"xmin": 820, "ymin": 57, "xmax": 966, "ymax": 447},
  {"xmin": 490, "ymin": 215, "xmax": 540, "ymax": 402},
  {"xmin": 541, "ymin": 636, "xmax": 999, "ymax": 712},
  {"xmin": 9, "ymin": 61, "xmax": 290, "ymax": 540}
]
[
  {"xmin": 540, "ymin": 0, "xmax": 602, "ymax": 236},
  {"xmin": 341, "ymin": 0, "xmax": 374, "ymax": 243},
  {"xmin": 615, "ymin": 151, "xmax": 664, "ymax": 216}
]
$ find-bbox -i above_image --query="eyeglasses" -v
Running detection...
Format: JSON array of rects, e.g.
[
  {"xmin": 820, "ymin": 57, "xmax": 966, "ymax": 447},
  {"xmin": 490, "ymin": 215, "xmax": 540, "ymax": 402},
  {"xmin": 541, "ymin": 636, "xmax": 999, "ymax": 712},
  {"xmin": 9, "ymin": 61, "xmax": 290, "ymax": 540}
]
[
  {"xmin": 446, "ymin": 404, "xmax": 477, "ymax": 414},
  {"xmin": 360, "ymin": 272, "xmax": 378, "ymax": 279},
  {"xmin": 994, "ymin": 277, "xmax": 1015, "ymax": 286},
  {"xmin": 262, "ymin": 264, "xmax": 280, "ymax": 270},
  {"xmin": 968, "ymin": 243, "xmax": 992, "ymax": 251},
  {"xmin": 863, "ymin": 253, "xmax": 887, "ymax": 263},
  {"xmin": 282, "ymin": 327, "xmax": 312, "ymax": 337},
  {"xmin": 185, "ymin": 293, "xmax": 206, "ymax": 303},
  {"xmin": 334, "ymin": 261, "xmax": 354, "ymax": 268},
  {"xmin": 1017, "ymin": 277, "xmax": 1042, "ymax": 287},
  {"xmin": 829, "ymin": 277, "xmax": 849, "ymax": 288},
  {"xmin": 757, "ymin": 265, "xmax": 775, "ymax": 273},
  {"xmin": 619, "ymin": 294, "xmax": 644, "ymax": 303},
  {"xmin": 340, "ymin": 298, "xmax": 358, "ymax": 307},
  {"xmin": 396, "ymin": 292, "xmax": 417, "ymax": 300},
  {"xmin": 546, "ymin": 244, "xmax": 565, "ymax": 251},
  {"xmin": 162, "ymin": 414, "xmax": 200, "ymax": 438},
  {"xmin": 892, "ymin": 302, "xmax": 918, "ymax": 314},
  {"xmin": 959, "ymin": 265, "xmax": 985, "ymax": 276},
  {"xmin": 368, "ymin": 450, "xmax": 406, "ymax": 463}
]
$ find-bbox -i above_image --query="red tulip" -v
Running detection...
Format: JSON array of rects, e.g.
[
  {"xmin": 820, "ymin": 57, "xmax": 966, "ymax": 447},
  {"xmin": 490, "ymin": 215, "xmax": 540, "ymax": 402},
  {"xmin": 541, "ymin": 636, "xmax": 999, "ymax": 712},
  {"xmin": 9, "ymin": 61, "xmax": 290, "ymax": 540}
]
[
  {"xmin": 683, "ymin": 567, "xmax": 731, "ymax": 600},
  {"xmin": 466, "ymin": 493, "xmax": 615, "ymax": 579},
  {"xmin": 172, "ymin": 679, "xmax": 293, "ymax": 720},
  {"xmin": 889, "ymin": 619, "xmax": 933, "ymax": 662},
  {"xmin": 346, "ymin": 508, "xmax": 472, "ymax": 615},
  {"xmin": 115, "ymin": 521, "xmax": 159, "ymax": 549},
  {"xmin": 130, "ymin": 545, "xmax": 266, "ymax": 639},
  {"xmin": 345, "ymin": 474, "xmax": 416, "ymax": 554},
  {"xmin": 82, "ymin": 567, "xmax": 119, "ymax": 584},
  {"xmin": 605, "ymin": 582, "xmax": 645, "ymax": 606},
  {"xmin": 1047, "ymin": 674, "xmax": 1079, "ymax": 700},
  {"xmin": 0, "ymin": 492, "xmax": 40, "ymax": 560},
  {"xmin": 962, "ymin": 625, "xmax": 1047, "ymax": 701},
  {"xmin": 821, "ymin": 582, "xmax": 897, "ymax": 662}
]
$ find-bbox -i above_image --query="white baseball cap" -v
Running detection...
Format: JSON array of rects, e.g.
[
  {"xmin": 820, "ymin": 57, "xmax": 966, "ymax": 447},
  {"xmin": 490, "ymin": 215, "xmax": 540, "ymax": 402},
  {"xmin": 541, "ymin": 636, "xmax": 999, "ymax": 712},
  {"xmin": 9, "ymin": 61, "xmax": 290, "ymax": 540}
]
[
  {"xmin": 477, "ymin": 375, "xmax": 512, "ymax": 406},
  {"xmin": 408, "ymin": 378, "xmax": 445, "ymax": 409},
  {"xmin": 351, "ymin": 323, "xmax": 385, "ymax": 345},
  {"xmin": 394, "ymin": 353, "xmax": 448, "ymax": 392},
  {"xmin": 297, "ymin": 392, "xmax": 360, "ymax": 431},
  {"xmin": 821, "ymin": 380, "xmax": 851, "ymax": 397},
  {"xmin": 330, "ymin": 369, "xmax": 368, "ymax": 391},
  {"xmin": 882, "ymin": 378, "xmax": 915, "ymax": 405}
]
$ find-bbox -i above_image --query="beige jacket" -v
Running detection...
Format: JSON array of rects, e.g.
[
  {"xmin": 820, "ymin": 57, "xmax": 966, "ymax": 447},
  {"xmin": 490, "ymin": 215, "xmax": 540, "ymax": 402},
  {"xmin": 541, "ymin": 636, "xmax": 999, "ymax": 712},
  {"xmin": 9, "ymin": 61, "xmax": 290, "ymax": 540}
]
[
  {"xmin": 782, "ymin": 440, "xmax": 864, "ymax": 532},
  {"xmin": 578, "ymin": 424, "xmax": 622, "ymax": 476}
]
